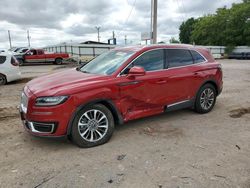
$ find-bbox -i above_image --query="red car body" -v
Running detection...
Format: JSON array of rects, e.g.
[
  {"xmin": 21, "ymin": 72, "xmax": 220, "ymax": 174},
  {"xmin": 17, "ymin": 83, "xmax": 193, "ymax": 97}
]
[{"xmin": 20, "ymin": 44, "xmax": 223, "ymax": 138}]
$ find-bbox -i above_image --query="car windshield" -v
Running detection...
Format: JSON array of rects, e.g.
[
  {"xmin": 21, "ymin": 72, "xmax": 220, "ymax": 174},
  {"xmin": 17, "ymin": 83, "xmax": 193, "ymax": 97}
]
[{"xmin": 80, "ymin": 50, "xmax": 134, "ymax": 75}]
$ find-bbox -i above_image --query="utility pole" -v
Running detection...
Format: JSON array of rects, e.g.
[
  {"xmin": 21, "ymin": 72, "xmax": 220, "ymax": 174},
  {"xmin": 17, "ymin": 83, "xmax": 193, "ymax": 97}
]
[
  {"xmin": 95, "ymin": 26, "xmax": 101, "ymax": 42},
  {"xmin": 151, "ymin": 0, "xmax": 158, "ymax": 44},
  {"xmin": 8, "ymin": 30, "xmax": 12, "ymax": 48},
  {"xmin": 27, "ymin": 30, "xmax": 31, "ymax": 47},
  {"xmin": 125, "ymin": 35, "xmax": 127, "ymax": 45}
]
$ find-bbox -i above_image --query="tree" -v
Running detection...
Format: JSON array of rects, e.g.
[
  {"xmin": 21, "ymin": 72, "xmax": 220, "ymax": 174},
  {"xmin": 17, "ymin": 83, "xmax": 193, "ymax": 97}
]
[
  {"xmin": 179, "ymin": 18, "xmax": 197, "ymax": 44},
  {"xmin": 180, "ymin": 0, "xmax": 250, "ymax": 46}
]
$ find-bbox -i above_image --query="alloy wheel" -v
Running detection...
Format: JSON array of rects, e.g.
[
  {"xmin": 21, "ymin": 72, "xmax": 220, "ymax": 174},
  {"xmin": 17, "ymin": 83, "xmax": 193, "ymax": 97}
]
[
  {"xmin": 78, "ymin": 109, "xmax": 108, "ymax": 142},
  {"xmin": 200, "ymin": 88, "xmax": 215, "ymax": 110}
]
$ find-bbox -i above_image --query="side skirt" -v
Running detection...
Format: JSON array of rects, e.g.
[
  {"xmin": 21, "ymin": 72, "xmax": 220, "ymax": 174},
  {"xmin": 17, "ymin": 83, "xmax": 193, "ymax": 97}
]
[{"xmin": 165, "ymin": 99, "xmax": 194, "ymax": 112}]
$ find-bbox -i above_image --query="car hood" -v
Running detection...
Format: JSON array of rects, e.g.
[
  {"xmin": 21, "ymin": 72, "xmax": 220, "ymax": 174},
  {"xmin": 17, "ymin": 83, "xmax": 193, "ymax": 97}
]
[{"xmin": 27, "ymin": 69, "xmax": 110, "ymax": 96}]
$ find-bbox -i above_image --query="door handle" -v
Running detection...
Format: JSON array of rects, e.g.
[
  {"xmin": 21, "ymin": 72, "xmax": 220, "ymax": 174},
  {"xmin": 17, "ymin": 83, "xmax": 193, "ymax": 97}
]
[{"xmin": 156, "ymin": 80, "xmax": 167, "ymax": 84}]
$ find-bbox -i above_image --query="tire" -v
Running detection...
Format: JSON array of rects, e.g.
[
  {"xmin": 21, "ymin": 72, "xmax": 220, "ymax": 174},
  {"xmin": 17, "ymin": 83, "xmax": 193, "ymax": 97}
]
[
  {"xmin": 55, "ymin": 58, "xmax": 63, "ymax": 65},
  {"xmin": 0, "ymin": 74, "xmax": 7, "ymax": 85},
  {"xmin": 18, "ymin": 59, "xmax": 24, "ymax": 66},
  {"xmin": 194, "ymin": 83, "xmax": 217, "ymax": 114},
  {"xmin": 71, "ymin": 104, "xmax": 115, "ymax": 148}
]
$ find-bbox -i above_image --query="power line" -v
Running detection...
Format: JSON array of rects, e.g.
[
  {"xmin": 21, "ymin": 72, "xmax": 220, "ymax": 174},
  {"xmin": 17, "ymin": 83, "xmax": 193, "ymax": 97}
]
[
  {"xmin": 116, "ymin": 0, "xmax": 137, "ymax": 38},
  {"xmin": 124, "ymin": 0, "xmax": 137, "ymax": 25},
  {"xmin": 180, "ymin": 0, "xmax": 188, "ymax": 20},
  {"xmin": 176, "ymin": 0, "xmax": 186, "ymax": 23}
]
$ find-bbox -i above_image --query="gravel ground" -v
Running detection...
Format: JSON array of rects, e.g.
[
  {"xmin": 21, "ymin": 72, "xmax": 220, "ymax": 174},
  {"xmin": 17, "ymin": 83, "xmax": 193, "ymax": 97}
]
[{"xmin": 0, "ymin": 60, "xmax": 249, "ymax": 188}]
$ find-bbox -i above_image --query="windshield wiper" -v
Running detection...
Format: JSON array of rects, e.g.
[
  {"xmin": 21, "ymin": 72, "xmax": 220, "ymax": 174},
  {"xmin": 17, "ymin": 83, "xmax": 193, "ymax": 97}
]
[
  {"xmin": 76, "ymin": 67, "xmax": 89, "ymax": 73},
  {"xmin": 81, "ymin": 70, "xmax": 90, "ymax": 73}
]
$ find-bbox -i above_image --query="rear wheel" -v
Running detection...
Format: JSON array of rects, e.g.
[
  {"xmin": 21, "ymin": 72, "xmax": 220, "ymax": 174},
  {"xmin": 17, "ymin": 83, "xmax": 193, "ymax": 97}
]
[
  {"xmin": 0, "ymin": 74, "xmax": 7, "ymax": 85},
  {"xmin": 55, "ymin": 58, "xmax": 63, "ymax": 65},
  {"xmin": 195, "ymin": 83, "xmax": 216, "ymax": 114},
  {"xmin": 71, "ymin": 104, "xmax": 114, "ymax": 148}
]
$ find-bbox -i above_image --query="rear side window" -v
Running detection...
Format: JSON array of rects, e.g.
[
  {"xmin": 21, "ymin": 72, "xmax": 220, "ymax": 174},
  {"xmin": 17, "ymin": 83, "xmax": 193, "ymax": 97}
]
[
  {"xmin": 166, "ymin": 49, "xmax": 193, "ymax": 68},
  {"xmin": 190, "ymin": 50, "xmax": 206, "ymax": 63},
  {"xmin": 0, "ymin": 56, "xmax": 6, "ymax": 64},
  {"xmin": 133, "ymin": 49, "xmax": 164, "ymax": 71}
]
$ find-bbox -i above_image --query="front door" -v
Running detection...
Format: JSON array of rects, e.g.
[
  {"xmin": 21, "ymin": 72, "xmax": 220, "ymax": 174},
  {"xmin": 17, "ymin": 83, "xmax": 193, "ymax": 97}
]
[{"xmin": 117, "ymin": 49, "xmax": 167, "ymax": 121}]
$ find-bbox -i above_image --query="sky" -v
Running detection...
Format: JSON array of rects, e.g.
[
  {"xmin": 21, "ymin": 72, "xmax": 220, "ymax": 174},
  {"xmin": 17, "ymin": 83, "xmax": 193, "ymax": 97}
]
[{"xmin": 0, "ymin": 0, "xmax": 242, "ymax": 49}]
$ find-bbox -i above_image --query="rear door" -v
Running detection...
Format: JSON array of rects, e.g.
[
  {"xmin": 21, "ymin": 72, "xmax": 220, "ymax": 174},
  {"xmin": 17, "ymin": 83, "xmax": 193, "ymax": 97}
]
[
  {"xmin": 0, "ymin": 55, "xmax": 7, "ymax": 74},
  {"xmin": 164, "ymin": 49, "xmax": 194, "ymax": 105}
]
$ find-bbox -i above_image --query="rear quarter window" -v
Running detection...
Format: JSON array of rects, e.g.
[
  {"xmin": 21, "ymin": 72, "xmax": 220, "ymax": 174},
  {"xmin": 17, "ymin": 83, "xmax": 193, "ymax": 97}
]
[
  {"xmin": 0, "ymin": 56, "xmax": 6, "ymax": 64},
  {"xmin": 166, "ymin": 49, "xmax": 193, "ymax": 68},
  {"xmin": 190, "ymin": 50, "xmax": 206, "ymax": 63}
]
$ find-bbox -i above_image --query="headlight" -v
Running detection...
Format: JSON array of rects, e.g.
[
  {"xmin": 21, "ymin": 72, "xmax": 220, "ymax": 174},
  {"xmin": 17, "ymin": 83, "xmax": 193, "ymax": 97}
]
[{"xmin": 35, "ymin": 96, "xmax": 68, "ymax": 106}]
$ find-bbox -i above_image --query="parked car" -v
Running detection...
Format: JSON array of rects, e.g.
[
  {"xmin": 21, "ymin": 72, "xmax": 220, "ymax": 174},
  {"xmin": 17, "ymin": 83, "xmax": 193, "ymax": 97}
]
[
  {"xmin": 14, "ymin": 47, "xmax": 29, "ymax": 54},
  {"xmin": 8, "ymin": 47, "xmax": 27, "ymax": 53},
  {"xmin": 15, "ymin": 48, "xmax": 69, "ymax": 65},
  {"xmin": 228, "ymin": 52, "xmax": 250, "ymax": 59},
  {"xmin": 20, "ymin": 44, "xmax": 223, "ymax": 147},
  {"xmin": 0, "ymin": 52, "xmax": 21, "ymax": 85}
]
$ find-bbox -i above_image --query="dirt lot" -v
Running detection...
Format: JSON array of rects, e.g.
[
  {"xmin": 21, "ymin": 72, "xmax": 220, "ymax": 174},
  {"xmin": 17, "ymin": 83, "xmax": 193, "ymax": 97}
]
[{"xmin": 0, "ymin": 60, "xmax": 249, "ymax": 188}]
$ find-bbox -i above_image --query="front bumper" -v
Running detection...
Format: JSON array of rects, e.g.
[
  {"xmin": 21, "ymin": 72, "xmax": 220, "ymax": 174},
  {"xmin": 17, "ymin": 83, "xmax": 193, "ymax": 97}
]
[
  {"xmin": 20, "ymin": 88, "xmax": 75, "ymax": 137},
  {"xmin": 20, "ymin": 110, "xmax": 57, "ymax": 134},
  {"xmin": 20, "ymin": 109, "xmax": 59, "ymax": 136}
]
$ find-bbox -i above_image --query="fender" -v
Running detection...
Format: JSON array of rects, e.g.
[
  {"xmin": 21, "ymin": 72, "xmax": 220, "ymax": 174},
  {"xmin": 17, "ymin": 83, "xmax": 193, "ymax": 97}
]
[
  {"xmin": 196, "ymin": 79, "xmax": 220, "ymax": 97},
  {"xmin": 66, "ymin": 98, "xmax": 124, "ymax": 135}
]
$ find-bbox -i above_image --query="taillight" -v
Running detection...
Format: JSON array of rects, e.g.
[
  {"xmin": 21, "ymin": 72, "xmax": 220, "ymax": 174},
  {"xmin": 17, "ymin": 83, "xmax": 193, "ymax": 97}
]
[
  {"xmin": 217, "ymin": 63, "xmax": 223, "ymax": 79},
  {"xmin": 218, "ymin": 64, "xmax": 222, "ymax": 71},
  {"xmin": 11, "ymin": 56, "xmax": 19, "ymax": 66}
]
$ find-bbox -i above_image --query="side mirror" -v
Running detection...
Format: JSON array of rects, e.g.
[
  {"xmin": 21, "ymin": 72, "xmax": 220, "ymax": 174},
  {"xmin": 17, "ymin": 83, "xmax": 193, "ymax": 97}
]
[{"xmin": 127, "ymin": 66, "xmax": 145, "ymax": 78}]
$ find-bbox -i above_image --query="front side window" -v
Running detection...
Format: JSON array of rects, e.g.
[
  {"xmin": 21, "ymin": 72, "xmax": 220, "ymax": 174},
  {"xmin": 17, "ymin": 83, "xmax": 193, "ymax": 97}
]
[
  {"xmin": 166, "ymin": 49, "xmax": 193, "ymax": 68},
  {"xmin": 80, "ymin": 50, "xmax": 134, "ymax": 75},
  {"xmin": 132, "ymin": 49, "xmax": 164, "ymax": 71},
  {"xmin": 190, "ymin": 50, "xmax": 206, "ymax": 63}
]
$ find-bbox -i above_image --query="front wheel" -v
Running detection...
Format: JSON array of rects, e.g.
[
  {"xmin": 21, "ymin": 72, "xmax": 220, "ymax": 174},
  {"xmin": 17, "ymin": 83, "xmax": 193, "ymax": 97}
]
[
  {"xmin": 195, "ymin": 83, "xmax": 217, "ymax": 114},
  {"xmin": 18, "ymin": 59, "xmax": 24, "ymax": 66},
  {"xmin": 71, "ymin": 104, "xmax": 114, "ymax": 148}
]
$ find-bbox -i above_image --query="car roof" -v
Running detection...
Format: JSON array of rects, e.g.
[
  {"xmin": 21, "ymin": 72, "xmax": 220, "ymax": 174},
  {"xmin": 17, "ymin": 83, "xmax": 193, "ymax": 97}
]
[{"xmin": 114, "ymin": 44, "xmax": 199, "ymax": 52}]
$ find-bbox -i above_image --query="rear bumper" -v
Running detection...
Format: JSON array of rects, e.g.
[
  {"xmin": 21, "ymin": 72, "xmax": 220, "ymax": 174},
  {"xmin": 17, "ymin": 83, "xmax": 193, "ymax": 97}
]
[
  {"xmin": 6, "ymin": 70, "xmax": 21, "ymax": 82},
  {"xmin": 218, "ymin": 82, "xmax": 223, "ymax": 96}
]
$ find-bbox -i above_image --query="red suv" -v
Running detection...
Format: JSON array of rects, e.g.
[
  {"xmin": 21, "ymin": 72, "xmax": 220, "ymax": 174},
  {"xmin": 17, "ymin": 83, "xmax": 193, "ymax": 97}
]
[{"xmin": 20, "ymin": 45, "xmax": 223, "ymax": 147}]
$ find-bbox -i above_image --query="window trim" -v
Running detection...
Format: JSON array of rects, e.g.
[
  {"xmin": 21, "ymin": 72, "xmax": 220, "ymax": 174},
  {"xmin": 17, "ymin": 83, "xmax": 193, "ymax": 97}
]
[
  {"xmin": 166, "ymin": 48, "xmax": 195, "ymax": 69},
  {"xmin": 190, "ymin": 49, "xmax": 206, "ymax": 64},
  {"xmin": 118, "ymin": 48, "xmax": 208, "ymax": 77}
]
